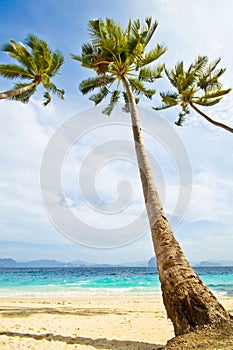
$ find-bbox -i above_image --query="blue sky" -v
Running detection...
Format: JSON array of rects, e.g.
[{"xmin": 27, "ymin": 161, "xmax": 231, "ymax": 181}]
[{"xmin": 0, "ymin": 0, "xmax": 232, "ymax": 263}]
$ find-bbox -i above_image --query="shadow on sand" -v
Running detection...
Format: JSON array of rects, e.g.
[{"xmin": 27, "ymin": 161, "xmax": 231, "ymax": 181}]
[{"xmin": 0, "ymin": 331, "xmax": 164, "ymax": 349}]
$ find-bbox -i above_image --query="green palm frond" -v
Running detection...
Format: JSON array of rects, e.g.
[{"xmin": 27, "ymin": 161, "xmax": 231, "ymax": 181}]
[
  {"xmin": 193, "ymin": 97, "xmax": 222, "ymax": 106},
  {"xmin": 139, "ymin": 64, "xmax": 164, "ymax": 82},
  {"xmin": 70, "ymin": 53, "xmax": 82, "ymax": 62},
  {"xmin": 188, "ymin": 56, "xmax": 208, "ymax": 76},
  {"xmin": 102, "ymin": 90, "xmax": 120, "ymax": 115},
  {"xmin": 2, "ymin": 39, "xmax": 35, "ymax": 73},
  {"xmin": 194, "ymin": 88, "xmax": 231, "ymax": 101},
  {"xmin": 46, "ymin": 50, "xmax": 64, "ymax": 76},
  {"xmin": 130, "ymin": 19, "xmax": 141, "ymax": 41},
  {"xmin": 128, "ymin": 78, "xmax": 155, "ymax": 98},
  {"xmin": 89, "ymin": 86, "xmax": 110, "ymax": 105},
  {"xmin": 199, "ymin": 57, "xmax": 222, "ymax": 78},
  {"xmin": 71, "ymin": 43, "xmax": 99, "ymax": 70},
  {"xmin": 80, "ymin": 75, "xmax": 115, "ymax": 95},
  {"xmin": 71, "ymin": 43, "xmax": 94, "ymax": 63},
  {"xmin": 0, "ymin": 64, "xmax": 34, "ymax": 79},
  {"xmin": 143, "ymin": 17, "xmax": 158, "ymax": 47},
  {"xmin": 43, "ymin": 91, "xmax": 51, "ymax": 106},
  {"xmin": 139, "ymin": 44, "xmax": 167, "ymax": 68},
  {"xmin": 122, "ymin": 91, "xmax": 130, "ymax": 113},
  {"xmin": 154, "ymin": 91, "xmax": 179, "ymax": 110},
  {"xmin": 175, "ymin": 112, "xmax": 186, "ymax": 126},
  {"xmin": 88, "ymin": 19, "xmax": 105, "ymax": 44},
  {"xmin": 198, "ymin": 73, "xmax": 224, "ymax": 91},
  {"xmin": 47, "ymin": 83, "xmax": 65, "ymax": 99},
  {"xmin": 24, "ymin": 33, "xmax": 41, "ymax": 49},
  {"xmin": 121, "ymin": 91, "xmax": 139, "ymax": 113}
]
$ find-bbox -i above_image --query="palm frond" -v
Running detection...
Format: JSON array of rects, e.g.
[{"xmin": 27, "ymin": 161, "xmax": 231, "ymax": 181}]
[
  {"xmin": 139, "ymin": 64, "xmax": 164, "ymax": 82},
  {"xmin": 175, "ymin": 112, "xmax": 186, "ymax": 126},
  {"xmin": 89, "ymin": 86, "xmax": 110, "ymax": 105},
  {"xmin": 79, "ymin": 75, "xmax": 115, "ymax": 95},
  {"xmin": 130, "ymin": 19, "xmax": 141, "ymax": 41},
  {"xmin": 43, "ymin": 91, "xmax": 52, "ymax": 106},
  {"xmin": 143, "ymin": 17, "xmax": 158, "ymax": 47},
  {"xmin": 195, "ymin": 88, "xmax": 231, "ymax": 100},
  {"xmin": 2, "ymin": 39, "xmax": 35, "ymax": 73},
  {"xmin": 71, "ymin": 43, "xmax": 98, "ymax": 70},
  {"xmin": 188, "ymin": 56, "xmax": 208, "ymax": 76},
  {"xmin": 198, "ymin": 69, "xmax": 226, "ymax": 91},
  {"xmin": 102, "ymin": 90, "xmax": 120, "ymax": 115},
  {"xmin": 154, "ymin": 91, "xmax": 179, "ymax": 110},
  {"xmin": 139, "ymin": 44, "xmax": 167, "ymax": 68},
  {"xmin": 206, "ymin": 57, "xmax": 221, "ymax": 73},
  {"xmin": 165, "ymin": 62, "xmax": 196, "ymax": 92},
  {"xmin": 47, "ymin": 82, "xmax": 65, "ymax": 99},
  {"xmin": 122, "ymin": 91, "xmax": 130, "ymax": 113},
  {"xmin": 128, "ymin": 78, "xmax": 155, "ymax": 98},
  {"xmin": 88, "ymin": 19, "xmax": 102, "ymax": 41},
  {"xmin": 24, "ymin": 33, "xmax": 41, "ymax": 49},
  {"xmin": 193, "ymin": 97, "xmax": 222, "ymax": 106},
  {"xmin": 46, "ymin": 50, "xmax": 64, "ymax": 76},
  {"xmin": 0, "ymin": 64, "xmax": 34, "ymax": 79}
]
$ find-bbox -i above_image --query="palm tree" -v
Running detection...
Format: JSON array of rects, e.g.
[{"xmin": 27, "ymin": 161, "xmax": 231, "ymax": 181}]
[
  {"xmin": 154, "ymin": 56, "xmax": 233, "ymax": 133},
  {"xmin": 0, "ymin": 34, "xmax": 65, "ymax": 106},
  {"xmin": 71, "ymin": 17, "xmax": 232, "ymax": 336}
]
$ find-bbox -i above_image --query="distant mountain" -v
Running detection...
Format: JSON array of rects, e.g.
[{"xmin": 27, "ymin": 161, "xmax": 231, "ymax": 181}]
[
  {"xmin": 197, "ymin": 261, "xmax": 233, "ymax": 267},
  {"xmin": 0, "ymin": 258, "xmax": 148, "ymax": 268},
  {"xmin": 0, "ymin": 258, "xmax": 18, "ymax": 267},
  {"xmin": 119, "ymin": 261, "xmax": 148, "ymax": 267},
  {"xmin": 21, "ymin": 260, "xmax": 73, "ymax": 267},
  {"xmin": 0, "ymin": 258, "xmax": 70, "ymax": 268},
  {"xmin": 197, "ymin": 261, "xmax": 222, "ymax": 267},
  {"xmin": 147, "ymin": 256, "xmax": 233, "ymax": 268},
  {"xmin": 1, "ymin": 257, "xmax": 232, "ymax": 268},
  {"xmin": 148, "ymin": 256, "xmax": 156, "ymax": 268}
]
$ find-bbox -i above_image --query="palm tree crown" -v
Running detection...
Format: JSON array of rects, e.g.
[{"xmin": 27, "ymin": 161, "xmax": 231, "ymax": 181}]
[
  {"xmin": 154, "ymin": 56, "xmax": 232, "ymax": 132},
  {"xmin": 0, "ymin": 34, "xmax": 65, "ymax": 105},
  {"xmin": 71, "ymin": 17, "xmax": 166, "ymax": 114}
]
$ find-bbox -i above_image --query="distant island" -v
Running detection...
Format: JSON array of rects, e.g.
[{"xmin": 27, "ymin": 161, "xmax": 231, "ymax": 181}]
[
  {"xmin": 147, "ymin": 256, "xmax": 233, "ymax": 268},
  {"xmin": 0, "ymin": 257, "xmax": 233, "ymax": 268},
  {"xmin": 0, "ymin": 258, "xmax": 148, "ymax": 268}
]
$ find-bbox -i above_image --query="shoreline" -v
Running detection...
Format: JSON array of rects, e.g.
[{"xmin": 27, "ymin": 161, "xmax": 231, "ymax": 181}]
[{"xmin": 0, "ymin": 294, "xmax": 232, "ymax": 349}]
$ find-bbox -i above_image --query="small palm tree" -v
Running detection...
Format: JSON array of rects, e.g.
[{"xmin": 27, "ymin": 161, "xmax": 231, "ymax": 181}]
[
  {"xmin": 72, "ymin": 18, "xmax": 232, "ymax": 335},
  {"xmin": 0, "ymin": 34, "xmax": 65, "ymax": 105},
  {"xmin": 154, "ymin": 56, "xmax": 232, "ymax": 133}
]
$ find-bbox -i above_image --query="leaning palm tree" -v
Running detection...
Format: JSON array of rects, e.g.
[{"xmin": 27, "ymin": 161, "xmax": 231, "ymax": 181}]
[
  {"xmin": 154, "ymin": 56, "xmax": 233, "ymax": 133},
  {"xmin": 0, "ymin": 34, "xmax": 65, "ymax": 105},
  {"xmin": 72, "ymin": 17, "xmax": 232, "ymax": 336}
]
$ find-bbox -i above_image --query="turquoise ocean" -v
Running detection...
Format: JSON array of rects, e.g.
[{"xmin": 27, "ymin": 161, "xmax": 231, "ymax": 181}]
[{"xmin": 0, "ymin": 267, "xmax": 232, "ymax": 297}]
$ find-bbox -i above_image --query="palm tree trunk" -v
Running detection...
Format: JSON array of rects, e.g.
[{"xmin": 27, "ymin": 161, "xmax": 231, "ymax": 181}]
[
  {"xmin": 190, "ymin": 101, "xmax": 233, "ymax": 133},
  {"xmin": 122, "ymin": 77, "xmax": 232, "ymax": 336},
  {"xmin": 0, "ymin": 81, "xmax": 38, "ymax": 100}
]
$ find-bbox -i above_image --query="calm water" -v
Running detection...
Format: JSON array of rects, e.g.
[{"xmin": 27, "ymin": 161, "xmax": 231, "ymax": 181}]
[{"xmin": 0, "ymin": 266, "xmax": 232, "ymax": 296}]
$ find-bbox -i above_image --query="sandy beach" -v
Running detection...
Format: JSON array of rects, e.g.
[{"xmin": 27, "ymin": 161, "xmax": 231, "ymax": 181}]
[{"xmin": 0, "ymin": 294, "xmax": 232, "ymax": 350}]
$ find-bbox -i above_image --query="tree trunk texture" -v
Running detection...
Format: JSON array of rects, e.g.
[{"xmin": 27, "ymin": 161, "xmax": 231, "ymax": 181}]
[
  {"xmin": 122, "ymin": 77, "xmax": 232, "ymax": 336},
  {"xmin": 190, "ymin": 101, "xmax": 233, "ymax": 133},
  {"xmin": 0, "ymin": 81, "xmax": 38, "ymax": 100}
]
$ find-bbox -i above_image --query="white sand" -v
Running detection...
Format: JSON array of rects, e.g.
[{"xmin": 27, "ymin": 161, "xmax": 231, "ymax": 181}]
[{"xmin": 0, "ymin": 293, "xmax": 232, "ymax": 349}]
